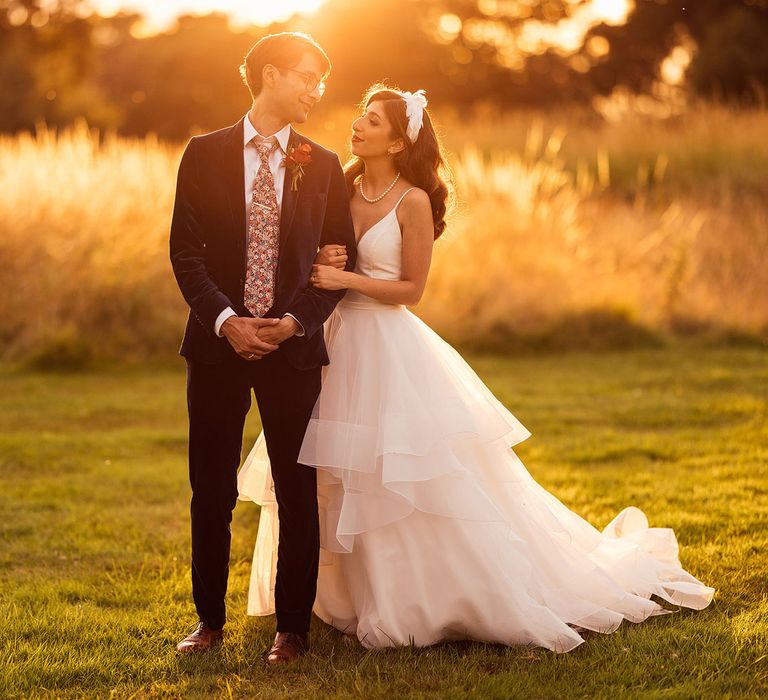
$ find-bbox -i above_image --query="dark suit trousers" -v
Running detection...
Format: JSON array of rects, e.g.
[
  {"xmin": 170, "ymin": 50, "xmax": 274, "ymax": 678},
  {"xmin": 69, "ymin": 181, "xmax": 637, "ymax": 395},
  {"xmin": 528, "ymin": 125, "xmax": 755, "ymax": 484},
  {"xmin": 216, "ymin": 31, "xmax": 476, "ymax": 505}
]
[{"xmin": 186, "ymin": 348, "xmax": 321, "ymax": 632}]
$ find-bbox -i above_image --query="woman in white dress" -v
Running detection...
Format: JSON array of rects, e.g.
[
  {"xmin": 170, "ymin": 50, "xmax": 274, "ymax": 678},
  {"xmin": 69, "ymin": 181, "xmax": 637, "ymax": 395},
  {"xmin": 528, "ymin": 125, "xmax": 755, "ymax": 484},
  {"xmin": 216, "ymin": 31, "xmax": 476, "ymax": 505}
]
[{"xmin": 238, "ymin": 85, "xmax": 714, "ymax": 653}]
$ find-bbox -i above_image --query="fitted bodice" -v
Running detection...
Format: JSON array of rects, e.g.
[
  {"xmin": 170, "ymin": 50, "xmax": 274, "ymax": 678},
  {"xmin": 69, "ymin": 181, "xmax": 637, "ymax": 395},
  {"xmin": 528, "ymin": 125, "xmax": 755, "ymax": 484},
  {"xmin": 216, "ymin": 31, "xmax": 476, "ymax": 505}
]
[{"xmin": 343, "ymin": 189, "xmax": 412, "ymax": 306}]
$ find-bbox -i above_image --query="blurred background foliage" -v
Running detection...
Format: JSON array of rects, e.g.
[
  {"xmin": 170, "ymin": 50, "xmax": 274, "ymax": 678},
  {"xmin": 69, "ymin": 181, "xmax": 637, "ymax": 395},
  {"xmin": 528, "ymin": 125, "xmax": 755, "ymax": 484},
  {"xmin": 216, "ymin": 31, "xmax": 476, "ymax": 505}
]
[
  {"xmin": 1, "ymin": 0, "xmax": 767, "ymax": 139},
  {"xmin": 1, "ymin": 0, "xmax": 767, "ymax": 365}
]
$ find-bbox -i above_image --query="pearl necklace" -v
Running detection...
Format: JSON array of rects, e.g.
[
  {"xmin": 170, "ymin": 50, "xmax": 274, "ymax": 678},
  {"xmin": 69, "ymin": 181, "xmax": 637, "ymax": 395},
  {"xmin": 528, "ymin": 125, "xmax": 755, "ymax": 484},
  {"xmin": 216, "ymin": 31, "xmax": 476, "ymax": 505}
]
[{"xmin": 359, "ymin": 172, "xmax": 400, "ymax": 203}]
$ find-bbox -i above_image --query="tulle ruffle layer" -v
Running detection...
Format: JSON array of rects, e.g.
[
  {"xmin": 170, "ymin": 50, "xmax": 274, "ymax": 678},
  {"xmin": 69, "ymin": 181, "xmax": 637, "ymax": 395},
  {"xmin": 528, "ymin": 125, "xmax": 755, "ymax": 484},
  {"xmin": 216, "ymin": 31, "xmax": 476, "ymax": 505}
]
[{"xmin": 238, "ymin": 300, "xmax": 714, "ymax": 651}]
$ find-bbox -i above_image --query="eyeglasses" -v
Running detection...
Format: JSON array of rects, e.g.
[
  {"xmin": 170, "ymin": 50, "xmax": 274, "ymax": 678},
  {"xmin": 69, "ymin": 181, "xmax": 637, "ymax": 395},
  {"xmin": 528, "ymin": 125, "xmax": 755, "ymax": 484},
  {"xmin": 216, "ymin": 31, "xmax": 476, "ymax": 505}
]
[{"xmin": 283, "ymin": 68, "xmax": 327, "ymax": 96}]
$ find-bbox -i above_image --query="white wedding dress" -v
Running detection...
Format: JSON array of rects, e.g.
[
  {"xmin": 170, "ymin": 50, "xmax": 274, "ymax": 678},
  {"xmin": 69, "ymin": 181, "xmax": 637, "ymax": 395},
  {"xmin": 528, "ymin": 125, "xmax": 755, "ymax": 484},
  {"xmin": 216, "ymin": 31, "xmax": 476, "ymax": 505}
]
[{"xmin": 238, "ymin": 189, "xmax": 714, "ymax": 652}]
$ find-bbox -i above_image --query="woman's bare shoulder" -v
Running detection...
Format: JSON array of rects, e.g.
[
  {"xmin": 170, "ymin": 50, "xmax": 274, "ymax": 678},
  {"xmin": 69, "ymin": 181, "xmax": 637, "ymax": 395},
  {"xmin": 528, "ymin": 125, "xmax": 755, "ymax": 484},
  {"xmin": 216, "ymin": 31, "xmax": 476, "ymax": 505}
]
[{"xmin": 398, "ymin": 185, "xmax": 431, "ymax": 215}]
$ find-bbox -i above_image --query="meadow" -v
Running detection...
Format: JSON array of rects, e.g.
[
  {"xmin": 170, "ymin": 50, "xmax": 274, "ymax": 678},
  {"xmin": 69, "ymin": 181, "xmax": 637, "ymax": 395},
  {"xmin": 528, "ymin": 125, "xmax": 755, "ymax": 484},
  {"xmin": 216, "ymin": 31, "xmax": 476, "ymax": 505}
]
[
  {"xmin": 1, "ymin": 101, "xmax": 766, "ymax": 697},
  {"xmin": 0, "ymin": 101, "xmax": 766, "ymax": 365},
  {"xmin": 1, "ymin": 347, "xmax": 766, "ymax": 698}
]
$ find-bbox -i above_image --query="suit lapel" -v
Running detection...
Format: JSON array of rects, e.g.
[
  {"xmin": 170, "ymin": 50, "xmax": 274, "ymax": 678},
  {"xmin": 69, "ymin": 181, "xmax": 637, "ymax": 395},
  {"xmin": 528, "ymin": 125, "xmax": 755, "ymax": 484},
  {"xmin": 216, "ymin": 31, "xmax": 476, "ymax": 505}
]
[
  {"xmin": 279, "ymin": 127, "xmax": 303, "ymax": 248},
  {"xmin": 222, "ymin": 118, "xmax": 246, "ymax": 249}
]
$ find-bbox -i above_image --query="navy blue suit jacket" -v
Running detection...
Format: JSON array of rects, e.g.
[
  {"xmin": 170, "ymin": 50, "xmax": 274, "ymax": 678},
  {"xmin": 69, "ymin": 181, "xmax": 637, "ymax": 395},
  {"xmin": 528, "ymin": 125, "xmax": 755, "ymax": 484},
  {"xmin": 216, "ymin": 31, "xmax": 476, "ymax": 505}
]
[{"xmin": 169, "ymin": 118, "xmax": 357, "ymax": 369}]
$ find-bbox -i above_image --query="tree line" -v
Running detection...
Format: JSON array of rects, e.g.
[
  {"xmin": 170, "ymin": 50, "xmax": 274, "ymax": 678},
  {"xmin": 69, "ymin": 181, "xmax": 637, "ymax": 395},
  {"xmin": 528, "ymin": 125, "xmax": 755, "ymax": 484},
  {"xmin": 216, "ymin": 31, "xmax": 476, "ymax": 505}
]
[{"xmin": 1, "ymin": 0, "xmax": 766, "ymax": 139}]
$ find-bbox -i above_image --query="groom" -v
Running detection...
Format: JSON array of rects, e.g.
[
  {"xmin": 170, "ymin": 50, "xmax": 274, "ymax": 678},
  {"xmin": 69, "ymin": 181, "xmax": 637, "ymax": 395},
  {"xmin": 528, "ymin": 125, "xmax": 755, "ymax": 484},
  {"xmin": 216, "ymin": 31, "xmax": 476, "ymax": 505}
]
[{"xmin": 169, "ymin": 32, "xmax": 356, "ymax": 664}]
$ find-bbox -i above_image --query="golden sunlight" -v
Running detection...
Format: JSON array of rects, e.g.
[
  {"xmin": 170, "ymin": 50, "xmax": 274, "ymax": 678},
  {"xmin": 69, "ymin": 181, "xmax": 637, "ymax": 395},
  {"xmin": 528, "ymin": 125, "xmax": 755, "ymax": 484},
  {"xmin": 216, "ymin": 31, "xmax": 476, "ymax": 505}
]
[
  {"xmin": 591, "ymin": 0, "xmax": 631, "ymax": 25},
  {"xmin": 90, "ymin": 0, "xmax": 327, "ymax": 31},
  {"xmin": 518, "ymin": 0, "xmax": 634, "ymax": 56},
  {"xmin": 435, "ymin": 0, "xmax": 634, "ymax": 66},
  {"xmin": 661, "ymin": 45, "xmax": 693, "ymax": 85}
]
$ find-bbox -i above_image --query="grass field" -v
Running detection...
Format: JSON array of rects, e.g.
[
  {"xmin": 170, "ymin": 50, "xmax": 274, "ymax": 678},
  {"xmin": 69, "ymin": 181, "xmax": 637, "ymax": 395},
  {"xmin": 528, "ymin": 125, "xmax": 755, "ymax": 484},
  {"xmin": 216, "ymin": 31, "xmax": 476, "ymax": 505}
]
[{"xmin": 1, "ymin": 347, "xmax": 766, "ymax": 698}]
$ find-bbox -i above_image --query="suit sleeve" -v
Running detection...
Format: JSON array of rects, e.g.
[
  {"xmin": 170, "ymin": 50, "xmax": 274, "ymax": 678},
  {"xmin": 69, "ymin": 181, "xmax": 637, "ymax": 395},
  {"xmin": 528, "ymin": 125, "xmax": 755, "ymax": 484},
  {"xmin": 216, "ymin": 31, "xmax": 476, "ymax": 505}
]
[
  {"xmin": 169, "ymin": 138, "xmax": 234, "ymax": 336},
  {"xmin": 284, "ymin": 154, "xmax": 357, "ymax": 339}
]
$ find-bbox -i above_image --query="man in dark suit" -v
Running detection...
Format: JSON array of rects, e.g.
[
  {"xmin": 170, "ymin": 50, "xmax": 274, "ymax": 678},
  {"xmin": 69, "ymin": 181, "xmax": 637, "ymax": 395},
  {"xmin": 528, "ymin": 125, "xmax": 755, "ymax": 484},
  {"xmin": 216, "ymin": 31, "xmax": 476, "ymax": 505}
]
[{"xmin": 169, "ymin": 32, "xmax": 356, "ymax": 664}]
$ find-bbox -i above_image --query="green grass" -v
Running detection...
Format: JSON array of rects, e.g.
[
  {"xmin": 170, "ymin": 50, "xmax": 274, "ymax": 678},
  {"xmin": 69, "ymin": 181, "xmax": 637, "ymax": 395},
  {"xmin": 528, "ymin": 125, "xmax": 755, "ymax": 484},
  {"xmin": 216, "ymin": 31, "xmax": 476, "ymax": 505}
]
[{"xmin": 1, "ymin": 347, "xmax": 766, "ymax": 699}]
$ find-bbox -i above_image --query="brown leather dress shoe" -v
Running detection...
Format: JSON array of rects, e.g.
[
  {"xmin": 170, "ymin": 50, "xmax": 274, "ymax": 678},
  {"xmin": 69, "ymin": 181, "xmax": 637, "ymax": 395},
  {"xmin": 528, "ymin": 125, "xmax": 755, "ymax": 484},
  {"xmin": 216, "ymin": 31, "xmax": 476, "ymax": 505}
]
[
  {"xmin": 265, "ymin": 631, "xmax": 310, "ymax": 665},
  {"xmin": 175, "ymin": 621, "xmax": 224, "ymax": 653}
]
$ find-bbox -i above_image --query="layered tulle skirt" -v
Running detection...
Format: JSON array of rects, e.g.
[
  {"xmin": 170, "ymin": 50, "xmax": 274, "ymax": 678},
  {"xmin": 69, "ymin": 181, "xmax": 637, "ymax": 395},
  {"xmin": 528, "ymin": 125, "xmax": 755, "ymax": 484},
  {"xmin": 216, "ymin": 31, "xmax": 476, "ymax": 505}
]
[{"xmin": 238, "ymin": 296, "xmax": 714, "ymax": 652}]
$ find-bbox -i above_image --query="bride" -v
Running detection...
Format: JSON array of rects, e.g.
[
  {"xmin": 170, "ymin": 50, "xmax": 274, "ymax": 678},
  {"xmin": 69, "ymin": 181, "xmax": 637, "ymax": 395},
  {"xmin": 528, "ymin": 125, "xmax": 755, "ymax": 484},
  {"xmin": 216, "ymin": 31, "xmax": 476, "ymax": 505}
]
[{"xmin": 238, "ymin": 85, "xmax": 714, "ymax": 653}]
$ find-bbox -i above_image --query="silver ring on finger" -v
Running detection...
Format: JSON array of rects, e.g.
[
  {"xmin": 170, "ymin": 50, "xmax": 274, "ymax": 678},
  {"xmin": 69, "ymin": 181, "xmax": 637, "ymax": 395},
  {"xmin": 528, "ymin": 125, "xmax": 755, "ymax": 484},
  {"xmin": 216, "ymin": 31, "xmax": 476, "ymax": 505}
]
[{"xmin": 247, "ymin": 353, "xmax": 256, "ymax": 359}]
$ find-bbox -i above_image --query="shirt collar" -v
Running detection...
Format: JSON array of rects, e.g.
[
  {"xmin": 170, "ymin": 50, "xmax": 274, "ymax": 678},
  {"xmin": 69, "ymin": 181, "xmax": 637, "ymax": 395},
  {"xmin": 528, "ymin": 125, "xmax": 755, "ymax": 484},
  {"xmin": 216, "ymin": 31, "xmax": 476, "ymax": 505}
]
[{"xmin": 243, "ymin": 114, "xmax": 291, "ymax": 154}]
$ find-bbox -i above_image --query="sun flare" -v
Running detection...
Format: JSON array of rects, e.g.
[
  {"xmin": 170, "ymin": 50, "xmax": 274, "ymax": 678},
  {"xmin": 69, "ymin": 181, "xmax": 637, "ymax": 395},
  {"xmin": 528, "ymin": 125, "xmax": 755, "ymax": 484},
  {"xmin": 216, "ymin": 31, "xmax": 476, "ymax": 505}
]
[{"xmin": 90, "ymin": 0, "xmax": 327, "ymax": 32}]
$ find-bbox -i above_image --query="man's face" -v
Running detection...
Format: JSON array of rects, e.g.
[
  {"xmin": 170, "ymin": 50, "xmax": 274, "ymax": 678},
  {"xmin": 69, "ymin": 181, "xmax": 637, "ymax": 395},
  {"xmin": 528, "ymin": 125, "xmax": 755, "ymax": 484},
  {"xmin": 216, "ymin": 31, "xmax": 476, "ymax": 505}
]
[{"xmin": 270, "ymin": 52, "xmax": 327, "ymax": 124}]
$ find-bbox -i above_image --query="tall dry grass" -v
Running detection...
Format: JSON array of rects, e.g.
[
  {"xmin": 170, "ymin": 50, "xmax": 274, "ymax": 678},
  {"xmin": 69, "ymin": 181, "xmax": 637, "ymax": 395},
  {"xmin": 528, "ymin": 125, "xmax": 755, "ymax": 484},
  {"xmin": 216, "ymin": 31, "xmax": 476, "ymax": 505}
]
[
  {"xmin": 1, "ymin": 104, "xmax": 766, "ymax": 364},
  {"xmin": 0, "ymin": 122, "xmax": 181, "ymax": 364},
  {"xmin": 418, "ymin": 107, "xmax": 768, "ymax": 349}
]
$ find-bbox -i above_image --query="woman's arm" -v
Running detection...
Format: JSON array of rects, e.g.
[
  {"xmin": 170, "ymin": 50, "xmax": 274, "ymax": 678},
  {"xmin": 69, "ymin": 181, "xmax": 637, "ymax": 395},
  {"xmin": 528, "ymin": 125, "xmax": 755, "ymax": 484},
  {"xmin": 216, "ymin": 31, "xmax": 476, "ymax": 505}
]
[
  {"xmin": 284, "ymin": 154, "xmax": 358, "ymax": 339},
  {"xmin": 311, "ymin": 188, "xmax": 434, "ymax": 306}
]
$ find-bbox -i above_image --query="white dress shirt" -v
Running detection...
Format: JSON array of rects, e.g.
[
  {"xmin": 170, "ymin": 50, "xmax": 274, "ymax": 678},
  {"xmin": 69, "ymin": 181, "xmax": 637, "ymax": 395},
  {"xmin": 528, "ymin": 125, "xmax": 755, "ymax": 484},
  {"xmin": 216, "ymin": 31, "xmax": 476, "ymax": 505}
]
[{"xmin": 214, "ymin": 115, "xmax": 305, "ymax": 337}]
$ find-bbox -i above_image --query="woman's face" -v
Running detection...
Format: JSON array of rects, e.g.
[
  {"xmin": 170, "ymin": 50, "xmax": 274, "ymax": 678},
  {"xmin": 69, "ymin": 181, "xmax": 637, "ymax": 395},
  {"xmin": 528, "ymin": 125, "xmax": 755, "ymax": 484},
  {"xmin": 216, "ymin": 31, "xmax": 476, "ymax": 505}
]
[{"xmin": 350, "ymin": 100, "xmax": 402, "ymax": 159}]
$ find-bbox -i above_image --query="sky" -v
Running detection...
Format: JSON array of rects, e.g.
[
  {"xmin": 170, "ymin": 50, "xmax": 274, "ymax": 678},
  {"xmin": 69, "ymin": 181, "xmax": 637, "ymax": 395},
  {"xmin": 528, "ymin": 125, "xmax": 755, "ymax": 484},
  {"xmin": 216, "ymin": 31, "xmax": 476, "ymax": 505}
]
[
  {"xmin": 88, "ymin": 0, "xmax": 328, "ymax": 31},
  {"xmin": 85, "ymin": 0, "xmax": 634, "ymax": 57}
]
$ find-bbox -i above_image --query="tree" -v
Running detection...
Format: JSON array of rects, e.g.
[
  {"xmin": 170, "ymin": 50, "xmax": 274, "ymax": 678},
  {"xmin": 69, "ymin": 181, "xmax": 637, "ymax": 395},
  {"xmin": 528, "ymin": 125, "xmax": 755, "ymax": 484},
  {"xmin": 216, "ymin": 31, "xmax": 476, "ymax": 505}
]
[
  {"xmin": 1, "ymin": 0, "xmax": 767, "ymax": 138},
  {"xmin": 585, "ymin": 0, "xmax": 768, "ymax": 100},
  {"xmin": 0, "ymin": 0, "xmax": 117, "ymax": 132}
]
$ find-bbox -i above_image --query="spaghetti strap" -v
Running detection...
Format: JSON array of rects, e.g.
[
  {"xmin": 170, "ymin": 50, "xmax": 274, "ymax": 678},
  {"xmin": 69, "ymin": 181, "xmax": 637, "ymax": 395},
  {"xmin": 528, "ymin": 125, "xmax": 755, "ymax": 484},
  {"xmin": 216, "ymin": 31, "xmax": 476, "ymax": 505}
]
[{"xmin": 394, "ymin": 187, "xmax": 417, "ymax": 211}]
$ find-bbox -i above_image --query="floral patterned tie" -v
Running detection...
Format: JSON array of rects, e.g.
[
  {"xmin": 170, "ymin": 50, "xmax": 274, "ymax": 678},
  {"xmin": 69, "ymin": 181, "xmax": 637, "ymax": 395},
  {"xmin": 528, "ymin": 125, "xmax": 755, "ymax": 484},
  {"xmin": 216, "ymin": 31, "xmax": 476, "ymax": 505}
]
[{"xmin": 244, "ymin": 141, "xmax": 280, "ymax": 317}]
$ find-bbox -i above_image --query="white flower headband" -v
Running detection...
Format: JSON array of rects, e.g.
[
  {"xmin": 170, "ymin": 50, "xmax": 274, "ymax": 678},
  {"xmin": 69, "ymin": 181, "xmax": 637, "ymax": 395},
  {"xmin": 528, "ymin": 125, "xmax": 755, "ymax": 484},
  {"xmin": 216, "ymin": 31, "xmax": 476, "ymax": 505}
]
[{"xmin": 402, "ymin": 89, "xmax": 428, "ymax": 143}]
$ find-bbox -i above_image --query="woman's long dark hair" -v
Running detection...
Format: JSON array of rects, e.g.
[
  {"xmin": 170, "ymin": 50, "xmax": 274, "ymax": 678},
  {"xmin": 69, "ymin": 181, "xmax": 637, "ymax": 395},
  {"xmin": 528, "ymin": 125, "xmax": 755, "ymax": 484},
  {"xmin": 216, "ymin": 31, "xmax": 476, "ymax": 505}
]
[{"xmin": 344, "ymin": 84, "xmax": 454, "ymax": 239}]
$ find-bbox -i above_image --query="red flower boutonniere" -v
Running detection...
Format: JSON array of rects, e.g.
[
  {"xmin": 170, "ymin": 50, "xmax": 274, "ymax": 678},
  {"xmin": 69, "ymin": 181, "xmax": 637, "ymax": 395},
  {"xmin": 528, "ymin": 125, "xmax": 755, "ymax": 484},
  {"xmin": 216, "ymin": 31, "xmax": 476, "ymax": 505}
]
[{"xmin": 282, "ymin": 143, "xmax": 312, "ymax": 191}]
